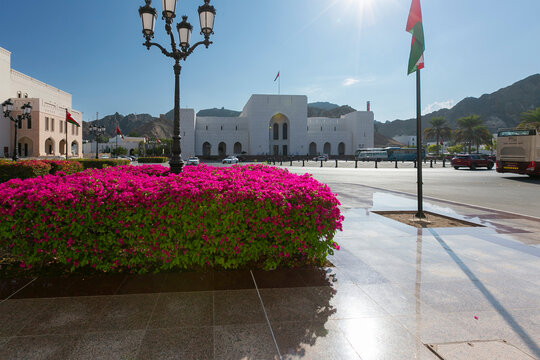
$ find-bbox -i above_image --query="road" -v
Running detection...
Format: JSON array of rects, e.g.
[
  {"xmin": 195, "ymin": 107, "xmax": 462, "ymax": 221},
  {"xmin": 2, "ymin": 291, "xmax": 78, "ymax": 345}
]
[{"xmin": 282, "ymin": 166, "xmax": 540, "ymax": 218}]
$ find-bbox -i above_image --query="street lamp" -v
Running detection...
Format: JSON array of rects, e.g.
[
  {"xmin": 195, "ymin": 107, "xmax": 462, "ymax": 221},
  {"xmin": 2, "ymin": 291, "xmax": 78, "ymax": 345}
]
[
  {"xmin": 2, "ymin": 99, "xmax": 32, "ymax": 161},
  {"xmin": 139, "ymin": 0, "xmax": 216, "ymax": 174},
  {"xmin": 89, "ymin": 124, "xmax": 106, "ymax": 159}
]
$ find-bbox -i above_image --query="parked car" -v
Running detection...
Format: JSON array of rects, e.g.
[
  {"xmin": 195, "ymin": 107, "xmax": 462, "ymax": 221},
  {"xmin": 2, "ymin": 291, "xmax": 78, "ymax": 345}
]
[
  {"xmin": 313, "ymin": 155, "xmax": 329, "ymax": 161},
  {"xmin": 186, "ymin": 156, "xmax": 200, "ymax": 166},
  {"xmin": 451, "ymin": 154, "xmax": 494, "ymax": 170},
  {"xmin": 222, "ymin": 156, "xmax": 239, "ymax": 164}
]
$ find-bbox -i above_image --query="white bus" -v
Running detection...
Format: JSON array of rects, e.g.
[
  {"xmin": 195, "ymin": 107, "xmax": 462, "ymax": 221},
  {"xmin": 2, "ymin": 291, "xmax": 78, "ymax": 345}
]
[{"xmin": 496, "ymin": 128, "xmax": 540, "ymax": 177}]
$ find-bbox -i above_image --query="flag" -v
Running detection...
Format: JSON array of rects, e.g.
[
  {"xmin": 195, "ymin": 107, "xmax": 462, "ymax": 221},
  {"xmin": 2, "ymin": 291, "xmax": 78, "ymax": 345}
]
[
  {"xmin": 274, "ymin": 71, "xmax": 280, "ymax": 82},
  {"xmin": 156, "ymin": 138, "xmax": 161, "ymax": 144},
  {"xmin": 116, "ymin": 126, "xmax": 124, "ymax": 139},
  {"xmin": 406, "ymin": 0, "xmax": 425, "ymax": 75},
  {"xmin": 66, "ymin": 110, "xmax": 80, "ymax": 127}
]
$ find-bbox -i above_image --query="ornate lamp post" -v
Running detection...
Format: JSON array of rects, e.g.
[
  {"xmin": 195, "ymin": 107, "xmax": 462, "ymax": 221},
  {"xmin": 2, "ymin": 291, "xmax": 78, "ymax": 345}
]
[
  {"xmin": 89, "ymin": 124, "xmax": 106, "ymax": 159},
  {"xmin": 2, "ymin": 99, "xmax": 32, "ymax": 161},
  {"xmin": 139, "ymin": 0, "xmax": 216, "ymax": 174}
]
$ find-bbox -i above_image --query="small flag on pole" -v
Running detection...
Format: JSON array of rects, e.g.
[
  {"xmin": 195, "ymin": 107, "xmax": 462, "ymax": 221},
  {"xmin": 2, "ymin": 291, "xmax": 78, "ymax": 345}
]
[
  {"xmin": 66, "ymin": 110, "xmax": 80, "ymax": 127},
  {"xmin": 406, "ymin": 0, "xmax": 425, "ymax": 75},
  {"xmin": 156, "ymin": 138, "xmax": 161, "ymax": 144},
  {"xmin": 274, "ymin": 71, "xmax": 280, "ymax": 82},
  {"xmin": 116, "ymin": 126, "xmax": 124, "ymax": 139}
]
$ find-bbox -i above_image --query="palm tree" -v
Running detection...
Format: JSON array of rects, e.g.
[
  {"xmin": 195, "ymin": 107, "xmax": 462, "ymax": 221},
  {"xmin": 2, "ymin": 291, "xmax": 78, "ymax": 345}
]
[
  {"xmin": 518, "ymin": 107, "xmax": 540, "ymax": 130},
  {"xmin": 454, "ymin": 115, "xmax": 483, "ymax": 153},
  {"xmin": 423, "ymin": 117, "xmax": 452, "ymax": 156},
  {"xmin": 472, "ymin": 125, "xmax": 493, "ymax": 153}
]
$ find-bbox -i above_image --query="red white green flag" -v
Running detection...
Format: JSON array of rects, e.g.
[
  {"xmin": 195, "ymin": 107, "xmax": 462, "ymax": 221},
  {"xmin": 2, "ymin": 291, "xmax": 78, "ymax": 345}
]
[
  {"xmin": 406, "ymin": 0, "xmax": 425, "ymax": 75},
  {"xmin": 66, "ymin": 110, "xmax": 80, "ymax": 127}
]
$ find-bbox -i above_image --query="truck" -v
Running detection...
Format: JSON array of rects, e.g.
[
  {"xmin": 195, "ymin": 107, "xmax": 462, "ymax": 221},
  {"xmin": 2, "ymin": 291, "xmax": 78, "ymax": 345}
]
[{"xmin": 496, "ymin": 128, "xmax": 540, "ymax": 177}]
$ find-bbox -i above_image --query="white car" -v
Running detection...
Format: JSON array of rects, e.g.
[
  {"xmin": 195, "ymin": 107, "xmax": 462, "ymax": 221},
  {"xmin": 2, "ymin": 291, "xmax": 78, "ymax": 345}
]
[
  {"xmin": 222, "ymin": 156, "xmax": 239, "ymax": 164},
  {"xmin": 186, "ymin": 157, "xmax": 200, "ymax": 165},
  {"xmin": 313, "ymin": 155, "xmax": 328, "ymax": 161}
]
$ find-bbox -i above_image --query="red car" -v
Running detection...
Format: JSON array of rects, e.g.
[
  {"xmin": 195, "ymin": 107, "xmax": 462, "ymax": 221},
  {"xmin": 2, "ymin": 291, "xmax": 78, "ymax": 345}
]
[{"xmin": 451, "ymin": 154, "xmax": 494, "ymax": 170}]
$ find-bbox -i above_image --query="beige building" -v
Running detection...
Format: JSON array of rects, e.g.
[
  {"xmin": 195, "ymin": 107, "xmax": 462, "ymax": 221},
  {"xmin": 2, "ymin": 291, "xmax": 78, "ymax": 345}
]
[{"xmin": 1, "ymin": 46, "xmax": 82, "ymax": 158}]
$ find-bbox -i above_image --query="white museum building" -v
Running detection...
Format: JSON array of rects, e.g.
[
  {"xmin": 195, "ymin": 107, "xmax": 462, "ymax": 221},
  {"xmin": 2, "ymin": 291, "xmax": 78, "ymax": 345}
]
[{"xmin": 180, "ymin": 94, "xmax": 374, "ymax": 157}]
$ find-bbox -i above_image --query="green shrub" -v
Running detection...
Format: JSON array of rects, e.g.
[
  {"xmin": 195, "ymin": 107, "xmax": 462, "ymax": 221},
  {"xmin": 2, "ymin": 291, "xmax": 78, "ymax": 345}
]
[
  {"xmin": 0, "ymin": 160, "xmax": 52, "ymax": 183},
  {"xmin": 138, "ymin": 157, "xmax": 168, "ymax": 163},
  {"xmin": 0, "ymin": 165, "xmax": 343, "ymax": 273},
  {"xmin": 41, "ymin": 160, "xmax": 83, "ymax": 175},
  {"xmin": 73, "ymin": 159, "xmax": 130, "ymax": 169}
]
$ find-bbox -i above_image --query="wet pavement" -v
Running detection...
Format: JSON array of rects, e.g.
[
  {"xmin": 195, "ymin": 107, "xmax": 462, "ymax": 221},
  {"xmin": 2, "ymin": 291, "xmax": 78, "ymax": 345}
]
[{"xmin": 0, "ymin": 184, "xmax": 539, "ymax": 359}]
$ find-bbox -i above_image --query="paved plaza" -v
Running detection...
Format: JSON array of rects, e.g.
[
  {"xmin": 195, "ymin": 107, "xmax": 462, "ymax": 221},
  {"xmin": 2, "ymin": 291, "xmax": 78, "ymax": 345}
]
[{"xmin": 0, "ymin": 174, "xmax": 539, "ymax": 359}]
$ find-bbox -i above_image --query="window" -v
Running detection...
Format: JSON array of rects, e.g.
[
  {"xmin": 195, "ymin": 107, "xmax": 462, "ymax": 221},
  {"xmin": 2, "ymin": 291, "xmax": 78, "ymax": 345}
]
[
  {"xmin": 18, "ymin": 119, "xmax": 22, "ymax": 129},
  {"xmin": 27, "ymin": 117, "xmax": 31, "ymax": 129},
  {"xmin": 235, "ymin": 125, "xmax": 238, "ymax": 131},
  {"xmin": 283, "ymin": 123, "xmax": 288, "ymax": 140},
  {"xmin": 17, "ymin": 91, "xmax": 21, "ymax": 98},
  {"xmin": 51, "ymin": 118, "xmax": 54, "ymax": 131},
  {"xmin": 45, "ymin": 117, "xmax": 49, "ymax": 131},
  {"xmin": 206, "ymin": 125, "xmax": 208, "ymax": 131},
  {"xmin": 320, "ymin": 126, "xmax": 323, "ymax": 131},
  {"xmin": 273, "ymin": 123, "xmax": 279, "ymax": 140},
  {"xmin": 72, "ymin": 124, "xmax": 75, "ymax": 135},
  {"xmin": 334, "ymin": 126, "xmax": 336, "ymax": 131},
  {"xmin": 221, "ymin": 125, "xmax": 223, "ymax": 131},
  {"xmin": 59, "ymin": 120, "xmax": 63, "ymax": 133},
  {"xmin": 23, "ymin": 93, "xmax": 28, "ymax": 98},
  {"xmin": 76, "ymin": 126, "xmax": 79, "ymax": 135}
]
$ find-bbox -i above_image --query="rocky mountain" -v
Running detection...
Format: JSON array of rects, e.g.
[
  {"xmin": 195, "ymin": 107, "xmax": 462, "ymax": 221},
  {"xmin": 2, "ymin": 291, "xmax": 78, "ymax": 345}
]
[
  {"xmin": 376, "ymin": 73, "xmax": 540, "ymax": 139},
  {"xmin": 308, "ymin": 102, "xmax": 339, "ymax": 111},
  {"xmin": 308, "ymin": 105, "xmax": 357, "ymax": 118}
]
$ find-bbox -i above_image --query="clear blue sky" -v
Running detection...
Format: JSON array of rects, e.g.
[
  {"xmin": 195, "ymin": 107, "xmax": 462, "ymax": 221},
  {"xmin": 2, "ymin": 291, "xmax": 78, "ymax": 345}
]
[{"xmin": 1, "ymin": 0, "xmax": 539, "ymax": 123}]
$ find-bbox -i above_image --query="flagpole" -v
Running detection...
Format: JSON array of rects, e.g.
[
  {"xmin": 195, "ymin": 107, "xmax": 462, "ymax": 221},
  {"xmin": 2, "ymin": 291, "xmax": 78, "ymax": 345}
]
[
  {"xmin": 116, "ymin": 124, "xmax": 118, "ymax": 158},
  {"xmin": 415, "ymin": 69, "xmax": 425, "ymax": 219}
]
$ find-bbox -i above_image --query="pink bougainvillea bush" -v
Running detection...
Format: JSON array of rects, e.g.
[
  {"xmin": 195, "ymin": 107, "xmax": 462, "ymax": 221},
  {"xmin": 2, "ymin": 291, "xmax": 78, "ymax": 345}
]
[{"xmin": 0, "ymin": 164, "xmax": 343, "ymax": 273}]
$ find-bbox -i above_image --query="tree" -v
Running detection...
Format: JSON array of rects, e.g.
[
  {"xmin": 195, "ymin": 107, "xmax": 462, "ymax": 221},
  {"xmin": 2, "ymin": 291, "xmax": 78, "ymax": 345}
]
[
  {"xmin": 454, "ymin": 115, "xmax": 484, "ymax": 154},
  {"xmin": 472, "ymin": 125, "xmax": 493, "ymax": 153},
  {"xmin": 518, "ymin": 107, "xmax": 540, "ymax": 130},
  {"xmin": 446, "ymin": 144, "xmax": 464, "ymax": 154},
  {"xmin": 423, "ymin": 117, "xmax": 452, "ymax": 156},
  {"xmin": 426, "ymin": 144, "xmax": 441, "ymax": 154},
  {"xmin": 111, "ymin": 146, "xmax": 128, "ymax": 156}
]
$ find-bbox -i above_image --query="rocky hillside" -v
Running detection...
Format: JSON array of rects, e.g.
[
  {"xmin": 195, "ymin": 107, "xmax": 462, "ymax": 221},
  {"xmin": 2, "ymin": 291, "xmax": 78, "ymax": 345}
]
[{"xmin": 376, "ymin": 74, "xmax": 540, "ymax": 138}]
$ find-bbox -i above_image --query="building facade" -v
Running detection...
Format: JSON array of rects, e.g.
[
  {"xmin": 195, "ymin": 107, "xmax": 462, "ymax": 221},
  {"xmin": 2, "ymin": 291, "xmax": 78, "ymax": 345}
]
[
  {"xmin": 181, "ymin": 95, "xmax": 374, "ymax": 157},
  {"xmin": 0, "ymin": 46, "xmax": 82, "ymax": 158}
]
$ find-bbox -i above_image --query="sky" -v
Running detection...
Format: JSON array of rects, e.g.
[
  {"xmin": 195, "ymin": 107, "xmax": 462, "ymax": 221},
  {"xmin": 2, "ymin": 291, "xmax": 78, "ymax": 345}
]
[{"xmin": 1, "ymin": 0, "xmax": 539, "ymax": 123}]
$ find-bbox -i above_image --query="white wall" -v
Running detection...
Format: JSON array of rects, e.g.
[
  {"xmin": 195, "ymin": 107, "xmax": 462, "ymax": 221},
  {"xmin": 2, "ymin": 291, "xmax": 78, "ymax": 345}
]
[{"xmin": 0, "ymin": 48, "xmax": 12, "ymax": 156}]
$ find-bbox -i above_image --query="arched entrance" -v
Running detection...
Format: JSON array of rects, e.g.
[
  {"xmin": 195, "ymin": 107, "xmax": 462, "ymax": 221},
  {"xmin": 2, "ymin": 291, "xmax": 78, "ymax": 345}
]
[
  {"xmin": 59, "ymin": 140, "xmax": 67, "ymax": 155},
  {"xmin": 218, "ymin": 142, "xmax": 227, "ymax": 156},
  {"xmin": 45, "ymin": 138, "xmax": 55, "ymax": 155},
  {"xmin": 323, "ymin": 142, "xmax": 331, "ymax": 155},
  {"xmin": 338, "ymin": 142, "xmax": 345, "ymax": 155},
  {"xmin": 202, "ymin": 142, "xmax": 211, "ymax": 156},
  {"xmin": 18, "ymin": 137, "xmax": 33, "ymax": 158},
  {"xmin": 309, "ymin": 142, "xmax": 317, "ymax": 156},
  {"xmin": 234, "ymin": 142, "xmax": 242, "ymax": 154},
  {"xmin": 71, "ymin": 141, "xmax": 79, "ymax": 156},
  {"xmin": 269, "ymin": 113, "xmax": 290, "ymax": 156}
]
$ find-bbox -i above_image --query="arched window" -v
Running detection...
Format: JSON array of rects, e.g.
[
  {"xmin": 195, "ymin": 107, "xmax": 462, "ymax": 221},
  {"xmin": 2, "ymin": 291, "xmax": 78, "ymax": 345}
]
[
  {"xmin": 218, "ymin": 142, "xmax": 227, "ymax": 156},
  {"xmin": 71, "ymin": 141, "xmax": 79, "ymax": 155},
  {"xmin": 234, "ymin": 142, "xmax": 242, "ymax": 154},
  {"xmin": 309, "ymin": 142, "xmax": 317, "ymax": 156},
  {"xmin": 282, "ymin": 123, "xmax": 288, "ymax": 140},
  {"xmin": 323, "ymin": 142, "xmax": 331, "ymax": 155},
  {"xmin": 202, "ymin": 142, "xmax": 211, "ymax": 156},
  {"xmin": 273, "ymin": 123, "xmax": 279, "ymax": 140},
  {"xmin": 338, "ymin": 142, "xmax": 345, "ymax": 155}
]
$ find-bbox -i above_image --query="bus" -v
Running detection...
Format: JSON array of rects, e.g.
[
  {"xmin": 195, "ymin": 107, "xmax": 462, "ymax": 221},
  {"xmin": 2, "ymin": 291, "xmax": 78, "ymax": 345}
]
[
  {"xmin": 354, "ymin": 148, "xmax": 388, "ymax": 161},
  {"xmin": 354, "ymin": 147, "xmax": 425, "ymax": 161},
  {"xmin": 386, "ymin": 147, "xmax": 425, "ymax": 161},
  {"xmin": 496, "ymin": 128, "xmax": 540, "ymax": 177}
]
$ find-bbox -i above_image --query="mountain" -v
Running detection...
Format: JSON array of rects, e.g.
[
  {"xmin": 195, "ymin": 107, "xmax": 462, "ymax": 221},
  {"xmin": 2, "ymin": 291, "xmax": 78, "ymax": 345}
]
[
  {"xmin": 82, "ymin": 112, "xmax": 156, "ymax": 139},
  {"xmin": 308, "ymin": 102, "xmax": 339, "ymax": 111},
  {"xmin": 308, "ymin": 105, "xmax": 357, "ymax": 118},
  {"xmin": 376, "ymin": 74, "xmax": 540, "ymax": 139},
  {"xmin": 196, "ymin": 107, "xmax": 241, "ymax": 117}
]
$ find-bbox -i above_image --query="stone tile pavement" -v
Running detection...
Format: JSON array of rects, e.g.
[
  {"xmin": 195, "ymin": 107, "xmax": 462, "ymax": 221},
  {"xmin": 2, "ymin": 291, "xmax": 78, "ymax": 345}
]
[{"xmin": 0, "ymin": 184, "xmax": 539, "ymax": 359}]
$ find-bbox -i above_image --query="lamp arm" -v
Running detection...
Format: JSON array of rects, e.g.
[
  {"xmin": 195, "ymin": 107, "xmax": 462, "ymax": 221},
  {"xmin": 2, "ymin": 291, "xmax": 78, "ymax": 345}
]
[
  {"xmin": 183, "ymin": 39, "xmax": 213, "ymax": 59},
  {"xmin": 143, "ymin": 41, "xmax": 174, "ymax": 58},
  {"xmin": 165, "ymin": 23, "xmax": 178, "ymax": 54}
]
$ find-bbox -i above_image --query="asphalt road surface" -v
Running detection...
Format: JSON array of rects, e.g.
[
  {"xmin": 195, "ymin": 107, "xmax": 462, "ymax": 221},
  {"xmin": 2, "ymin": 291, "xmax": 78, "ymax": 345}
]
[{"xmin": 283, "ymin": 166, "xmax": 540, "ymax": 218}]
